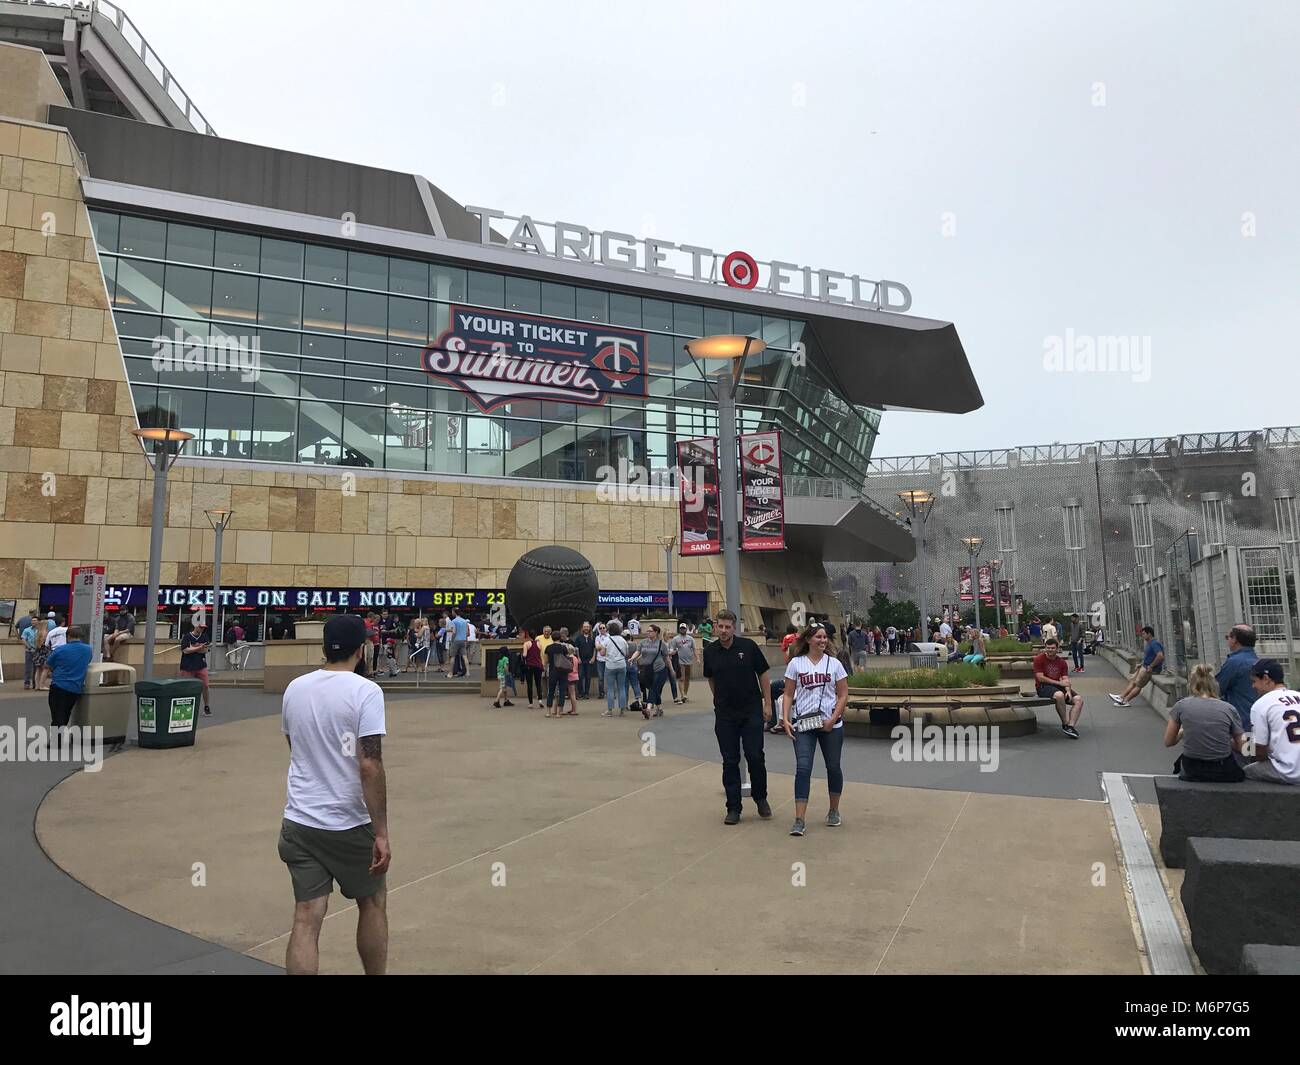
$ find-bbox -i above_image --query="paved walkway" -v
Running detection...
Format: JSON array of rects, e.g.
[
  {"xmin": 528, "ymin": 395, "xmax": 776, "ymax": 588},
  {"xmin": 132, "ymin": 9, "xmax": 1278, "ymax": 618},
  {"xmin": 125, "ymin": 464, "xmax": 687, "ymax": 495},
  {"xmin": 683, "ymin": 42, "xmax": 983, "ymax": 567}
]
[{"xmin": 13, "ymin": 656, "xmax": 1184, "ymax": 974}]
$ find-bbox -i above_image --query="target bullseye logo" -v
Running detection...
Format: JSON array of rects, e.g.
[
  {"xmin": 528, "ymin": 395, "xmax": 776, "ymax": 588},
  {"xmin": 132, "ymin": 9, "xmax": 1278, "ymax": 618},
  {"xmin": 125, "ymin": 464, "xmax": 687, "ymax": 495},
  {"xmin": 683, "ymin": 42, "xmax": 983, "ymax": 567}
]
[{"xmin": 722, "ymin": 250, "xmax": 759, "ymax": 289}]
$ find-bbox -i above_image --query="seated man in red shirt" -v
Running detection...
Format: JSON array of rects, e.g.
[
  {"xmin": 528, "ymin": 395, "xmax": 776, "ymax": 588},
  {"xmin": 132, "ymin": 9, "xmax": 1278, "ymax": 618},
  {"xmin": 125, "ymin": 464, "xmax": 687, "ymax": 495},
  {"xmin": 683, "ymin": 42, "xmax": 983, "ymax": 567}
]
[{"xmin": 1034, "ymin": 638, "xmax": 1084, "ymax": 739}]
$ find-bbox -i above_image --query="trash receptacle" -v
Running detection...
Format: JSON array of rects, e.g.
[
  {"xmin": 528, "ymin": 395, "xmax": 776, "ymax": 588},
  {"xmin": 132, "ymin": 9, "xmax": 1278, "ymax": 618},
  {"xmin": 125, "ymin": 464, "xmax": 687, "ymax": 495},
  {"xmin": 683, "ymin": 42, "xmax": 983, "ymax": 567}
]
[
  {"xmin": 909, "ymin": 652, "xmax": 939, "ymax": 670},
  {"xmin": 135, "ymin": 678, "xmax": 203, "ymax": 749},
  {"xmin": 73, "ymin": 662, "xmax": 137, "ymax": 746}
]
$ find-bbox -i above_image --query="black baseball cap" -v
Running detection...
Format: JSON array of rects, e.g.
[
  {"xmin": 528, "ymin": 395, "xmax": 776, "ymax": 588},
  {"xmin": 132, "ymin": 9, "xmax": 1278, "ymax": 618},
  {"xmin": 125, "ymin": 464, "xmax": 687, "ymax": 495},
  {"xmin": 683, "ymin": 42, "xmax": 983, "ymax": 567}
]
[
  {"xmin": 324, "ymin": 614, "xmax": 368, "ymax": 655},
  {"xmin": 1251, "ymin": 659, "xmax": 1284, "ymax": 684}
]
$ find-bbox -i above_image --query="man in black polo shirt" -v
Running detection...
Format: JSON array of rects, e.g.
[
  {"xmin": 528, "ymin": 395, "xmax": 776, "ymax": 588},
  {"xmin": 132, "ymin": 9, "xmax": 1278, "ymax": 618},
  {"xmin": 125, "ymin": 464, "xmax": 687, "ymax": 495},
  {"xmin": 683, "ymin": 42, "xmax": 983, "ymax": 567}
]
[{"xmin": 702, "ymin": 609, "xmax": 773, "ymax": 825}]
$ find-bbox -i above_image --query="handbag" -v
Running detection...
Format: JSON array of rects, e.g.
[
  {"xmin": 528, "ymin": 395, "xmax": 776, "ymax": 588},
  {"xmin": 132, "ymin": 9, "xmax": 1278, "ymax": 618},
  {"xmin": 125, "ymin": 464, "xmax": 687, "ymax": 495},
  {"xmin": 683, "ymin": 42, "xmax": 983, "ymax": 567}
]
[
  {"xmin": 553, "ymin": 647, "xmax": 574, "ymax": 673},
  {"xmin": 639, "ymin": 640, "xmax": 667, "ymax": 689},
  {"xmin": 789, "ymin": 655, "xmax": 834, "ymax": 732}
]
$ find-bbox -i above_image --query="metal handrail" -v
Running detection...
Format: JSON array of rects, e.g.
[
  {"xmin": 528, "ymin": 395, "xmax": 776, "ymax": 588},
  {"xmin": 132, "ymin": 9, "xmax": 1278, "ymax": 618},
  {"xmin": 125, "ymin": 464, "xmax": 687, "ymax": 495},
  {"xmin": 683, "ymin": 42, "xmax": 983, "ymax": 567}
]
[{"xmin": 92, "ymin": 0, "xmax": 216, "ymax": 135}]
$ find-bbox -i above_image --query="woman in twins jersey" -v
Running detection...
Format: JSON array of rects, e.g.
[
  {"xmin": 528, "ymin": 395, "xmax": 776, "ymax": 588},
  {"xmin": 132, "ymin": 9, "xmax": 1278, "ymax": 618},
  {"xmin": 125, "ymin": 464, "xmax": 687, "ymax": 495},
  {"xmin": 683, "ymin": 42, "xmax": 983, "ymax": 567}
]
[{"xmin": 780, "ymin": 624, "xmax": 850, "ymax": 837}]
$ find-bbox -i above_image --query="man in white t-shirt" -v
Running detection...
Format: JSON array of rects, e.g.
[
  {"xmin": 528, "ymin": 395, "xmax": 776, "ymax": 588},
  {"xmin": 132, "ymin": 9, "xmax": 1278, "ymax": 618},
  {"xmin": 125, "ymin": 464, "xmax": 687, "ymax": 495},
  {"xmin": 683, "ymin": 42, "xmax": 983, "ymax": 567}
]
[
  {"xmin": 1042, "ymin": 619, "xmax": 1058, "ymax": 643},
  {"xmin": 780, "ymin": 626, "xmax": 849, "ymax": 836},
  {"xmin": 1245, "ymin": 659, "xmax": 1300, "ymax": 785},
  {"xmin": 593, "ymin": 623, "xmax": 609, "ymax": 699},
  {"xmin": 625, "ymin": 616, "xmax": 640, "ymax": 637},
  {"xmin": 46, "ymin": 616, "xmax": 69, "ymax": 651},
  {"xmin": 278, "ymin": 614, "xmax": 390, "ymax": 975},
  {"xmin": 467, "ymin": 618, "xmax": 479, "ymax": 666},
  {"xmin": 938, "ymin": 620, "xmax": 953, "ymax": 641}
]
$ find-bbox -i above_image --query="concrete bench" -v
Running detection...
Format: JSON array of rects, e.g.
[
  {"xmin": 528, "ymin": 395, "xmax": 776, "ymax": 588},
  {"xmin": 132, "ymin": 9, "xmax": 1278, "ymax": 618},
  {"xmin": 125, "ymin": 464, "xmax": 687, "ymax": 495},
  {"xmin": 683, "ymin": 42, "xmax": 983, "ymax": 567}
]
[
  {"xmin": 1241, "ymin": 944, "xmax": 1300, "ymax": 975},
  {"xmin": 1181, "ymin": 837, "xmax": 1300, "ymax": 974},
  {"xmin": 1155, "ymin": 776, "xmax": 1300, "ymax": 868}
]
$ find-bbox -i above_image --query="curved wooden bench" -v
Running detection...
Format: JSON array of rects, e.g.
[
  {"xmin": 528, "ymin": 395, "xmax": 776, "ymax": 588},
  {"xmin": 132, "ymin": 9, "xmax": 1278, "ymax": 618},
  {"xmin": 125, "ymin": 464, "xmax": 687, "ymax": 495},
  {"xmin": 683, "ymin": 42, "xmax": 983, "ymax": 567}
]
[{"xmin": 842, "ymin": 684, "xmax": 1041, "ymax": 738}]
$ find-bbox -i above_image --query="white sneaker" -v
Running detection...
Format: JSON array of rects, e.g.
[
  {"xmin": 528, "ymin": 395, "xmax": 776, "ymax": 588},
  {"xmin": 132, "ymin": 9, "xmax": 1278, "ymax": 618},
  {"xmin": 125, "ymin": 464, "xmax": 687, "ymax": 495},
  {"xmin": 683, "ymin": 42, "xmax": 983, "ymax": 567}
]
[{"xmin": 1108, "ymin": 693, "xmax": 1124, "ymax": 705}]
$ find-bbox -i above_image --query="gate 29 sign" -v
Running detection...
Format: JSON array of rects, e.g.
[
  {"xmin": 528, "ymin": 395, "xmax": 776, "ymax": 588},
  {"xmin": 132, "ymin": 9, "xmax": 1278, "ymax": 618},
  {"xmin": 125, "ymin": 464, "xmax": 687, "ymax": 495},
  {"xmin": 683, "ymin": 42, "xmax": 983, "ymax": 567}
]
[{"xmin": 424, "ymin": 306, "xmax": 647, "ymax": 413}]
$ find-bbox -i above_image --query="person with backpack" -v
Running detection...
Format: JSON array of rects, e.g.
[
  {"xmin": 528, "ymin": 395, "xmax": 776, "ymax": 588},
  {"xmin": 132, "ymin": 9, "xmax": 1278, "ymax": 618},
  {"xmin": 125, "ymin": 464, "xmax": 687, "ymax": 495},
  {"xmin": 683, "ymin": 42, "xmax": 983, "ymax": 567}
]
[
  {"xmin": 780, "ymin": 623, "xmax": 849, "ymax": 836},
  {"xmin": 602, "ymin": 621, "xmax": 633, "ymax": 717},
  {"xmin": 637, "ymin": 624, "xmax": 673, "ymax": 719}
]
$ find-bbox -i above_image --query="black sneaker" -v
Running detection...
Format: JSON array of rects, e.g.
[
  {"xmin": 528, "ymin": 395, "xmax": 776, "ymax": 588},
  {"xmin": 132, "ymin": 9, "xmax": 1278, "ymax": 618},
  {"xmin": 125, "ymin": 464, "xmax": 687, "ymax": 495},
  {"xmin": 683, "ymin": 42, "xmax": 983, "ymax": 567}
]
[
  {"xmin": 202, "ymin": 705, "xmax": 212, "ymax": 717},
  {"xmin": 756, "ymin": 799, "xmax": 773, "ymax": 819},
  {"xmin": 724, "ymin": 810, "xmax": 741, "ymax": 825},
  {"xmin": 1063, "ymin": 724, "xmax": 1080, "ymax": 739}
]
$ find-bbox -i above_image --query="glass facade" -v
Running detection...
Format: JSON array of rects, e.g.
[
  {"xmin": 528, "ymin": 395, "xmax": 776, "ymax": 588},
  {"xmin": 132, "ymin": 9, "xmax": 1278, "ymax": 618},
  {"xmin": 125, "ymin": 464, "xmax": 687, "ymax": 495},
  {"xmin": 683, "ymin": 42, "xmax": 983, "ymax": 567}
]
[{"xmin": 92, "ymin": 210, "xmax": 880, "ymax": 486}]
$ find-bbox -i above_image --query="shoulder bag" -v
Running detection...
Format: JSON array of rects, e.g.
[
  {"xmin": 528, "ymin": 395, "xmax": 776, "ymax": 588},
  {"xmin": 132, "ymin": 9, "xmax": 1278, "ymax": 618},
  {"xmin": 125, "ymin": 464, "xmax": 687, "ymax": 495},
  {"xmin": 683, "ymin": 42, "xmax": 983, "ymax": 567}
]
[{"xmin": 790, "ymin": 656, "xmax": 835, "ymax": 733}]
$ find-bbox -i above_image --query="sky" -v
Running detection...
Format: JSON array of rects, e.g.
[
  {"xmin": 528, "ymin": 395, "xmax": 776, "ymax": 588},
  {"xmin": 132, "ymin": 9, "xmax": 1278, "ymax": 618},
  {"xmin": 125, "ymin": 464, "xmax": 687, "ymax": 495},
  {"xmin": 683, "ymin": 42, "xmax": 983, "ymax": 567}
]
[{"xmin": 115, "ymin": 0, "xmax": 1300, "ymax": 458}]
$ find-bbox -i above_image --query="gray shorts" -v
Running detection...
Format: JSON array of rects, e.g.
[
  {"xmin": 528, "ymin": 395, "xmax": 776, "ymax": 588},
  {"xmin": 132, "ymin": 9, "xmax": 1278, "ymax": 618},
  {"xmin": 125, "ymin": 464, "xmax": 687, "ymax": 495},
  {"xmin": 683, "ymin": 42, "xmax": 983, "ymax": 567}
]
[
  {"xmin": 278, "ymin": 818, "xmax": 385, "ymax": 901},
  {"xmin": 1244, "ymin": 760, "xmax": 1297, "ymax": 785}
]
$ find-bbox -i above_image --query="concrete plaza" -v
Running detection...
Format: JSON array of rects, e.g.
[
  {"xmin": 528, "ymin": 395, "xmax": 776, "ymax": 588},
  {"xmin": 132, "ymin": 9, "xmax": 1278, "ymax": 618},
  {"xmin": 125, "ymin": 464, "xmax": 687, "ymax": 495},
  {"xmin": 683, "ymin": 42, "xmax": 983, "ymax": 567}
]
[{"xmin": 7, "ymin": 658, "xmax": 1191, "ymax": 974}]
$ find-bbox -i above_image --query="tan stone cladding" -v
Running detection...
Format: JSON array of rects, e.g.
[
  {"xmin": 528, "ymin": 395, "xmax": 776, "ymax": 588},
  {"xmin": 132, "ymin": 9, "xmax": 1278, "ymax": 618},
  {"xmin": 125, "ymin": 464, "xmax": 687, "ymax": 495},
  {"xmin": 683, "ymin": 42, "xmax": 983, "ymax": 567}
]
[{"xmin": 0, "ymin": 119, "xmax": 840, "ymax": 630}]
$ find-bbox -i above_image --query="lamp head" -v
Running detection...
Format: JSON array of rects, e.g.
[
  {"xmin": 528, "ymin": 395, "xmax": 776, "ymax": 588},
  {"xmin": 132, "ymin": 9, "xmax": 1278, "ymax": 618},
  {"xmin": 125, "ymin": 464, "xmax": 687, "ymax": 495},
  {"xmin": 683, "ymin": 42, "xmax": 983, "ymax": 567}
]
[{"xmin": 683, "ymin": 334, "xmax": 766, "ymax": 362}]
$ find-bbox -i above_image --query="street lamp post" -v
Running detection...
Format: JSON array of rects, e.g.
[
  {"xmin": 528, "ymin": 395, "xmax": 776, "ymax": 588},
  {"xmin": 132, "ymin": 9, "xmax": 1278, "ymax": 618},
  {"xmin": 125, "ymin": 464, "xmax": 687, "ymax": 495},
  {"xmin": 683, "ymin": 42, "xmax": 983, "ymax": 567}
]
[
  {"xmin": 898, "ymin": 489, "xmax": 936, "ymax": 642},
  {"xmin": 206, "ymin": 508, "xmax": 234, "ymax": 669},
  {"xmin": 132, "ymin": 426, "xmax": 194, "ymax": 680},
  {"xmin": 684, "ymin": 334, "xmax": 767, "ymax": 633},
  {"xmin": 961, "ymin": 536, "xmax": 984, "ymax": 636},
  {"xmin": 658, "ymin": 533, "xmax": 677, "ymax": 618},
  {"xmin": 991, "ymin": 558, "xmax": 1003, "ymax": 636}
]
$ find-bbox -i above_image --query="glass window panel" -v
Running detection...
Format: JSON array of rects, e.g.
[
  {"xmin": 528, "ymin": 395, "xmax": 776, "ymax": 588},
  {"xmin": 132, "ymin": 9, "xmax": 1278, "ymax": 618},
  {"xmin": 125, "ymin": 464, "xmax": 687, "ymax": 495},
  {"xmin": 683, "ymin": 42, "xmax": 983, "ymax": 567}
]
[
  {"xmin": 465, "ymin": 416, "xmax": 503, "ymax": 477},
  {"xmin": 117, "ymin": 315, "xmax": 161, "ymax": 342},
  {"xmin": 674, "ymin": 302, "xmax": 704, "ymax": 337},
  {"xmin": 254, "ymin": 354, "xmax": 299, "ymax": 396},
  {"xmin": 118, "ymin": 216, "xmax": 166, "ymax": 259},
  {"xmin": 298, "ymin": 401, "xmax": 343, "ymax": 464},
  {"xmin": 98, "ymin": 254, "xmax": 117, "ymax": 303},
  {"xmin": 304, "ymin": 244, "xmax": 346, "ymax": 284},
  {"xmin": 345, "ymin": 338, "xmax": 385, "ymax": 366},
  {"xmin": 541, "ymin": 401, "xmax": 577, "ymax": 425},
  {"xmin": 114, "ymin": 259, "xmax": 165, "ymax": 313},
  {"xmin": 575, "ymin": 416, "xmax": 610, "ymax": 482},
  {"xmin": 788, "ymin": 319, "xmax": 807, "ymax": 348},
  {"xmin": 386, "ymin": 407, "xmax": 428, "ymax": 471},
  {"xmin": 467, "ymin": 270, "xmax": 504, "ymax": 309},
  {"xmin": 345, "ymin": 366, "xmax": 385, "ymax": 405},
  {"xmin": 256, "ymin": 328, "xmax": 300, "ymax": 355},
  {"xmin": 540, "ymin": 282, "xmax": 576, "ymax": 319},
  {"xmin": 575, "ymin": 287, "xmax": 607, "ymax": 323},
  {"xmin": 609, "ymin": 292, "xmax": 641, "ymax": 328},
  {"xmin": 301, "ymin": 332, "xmax": 344, "ymax": 359},
  {"xmin": 207, "ymin": 322, "xmax": 255, "ymax": 394},
  {"xmin": 258, "ymin": 278, "xmax": 302, "ymax": 330},
  {"xmin": 303, "ymin": 284, "xmax": 345, "ymax": 334},
  {"xmin": 346, "ymin": 289, "xmax": 387, "ymax": 339},
  {"xmin": 89, "ymin": 210, "xmax": 118, "ymax": 253},
  {"xmin": 647, "ymin": 333, "xmax": 674, "ymax": 396},
  {"xmin": 388, "ymin": 257, "xmax": 428, "ymax": 296},
  {"xmin": 703, "ymin": 307, "xmax": 732, "ymax": 336},
  {"xmin": 388, "ymin": 296, "xmax": 428, "ymax": 344},
  {"xmin": 540, "ymin": 424, "xmax": 577, "ymax": 481},
  {"xmin": 734, "ymin": 311, "xmax": 761, "ymax": 338},
  {"xmin": 430, "ymin": 386, "xmax": 466, "ymax": 413},
  {"xmin": 166, "ymin": 223, "xmax": 213, "ymax": 266},
  {"xmin": 211, "ymin": 271, "xmax": 258, "ymax": 324},
  {"xmin": 503, "ymin": 418, "xmax": 539, "ymax": 479},
  {"xmin": 214, "ymin": 231, "xmax": 259, "ymax": 272},
  {"xmin": 387, "ymin": 379, "xmax": 427, "ymax": 409},
  {"xmin": 641, "ymin": 298, "xmax": 672, "ymax": 332},
  {"xmin": 129, "ymin": 383, "xmax": 156, "ymax": 418},
  {"xmin": 610, "ymin": 428, "xmax": 646, "ymax": 470},
  {"xmin": 262, "ymin": 238, "xmax": 304, "ymax": 279},
  {"xmin": 430, "ymin": 263, "xmax": 467, "ymax": 302},
  {"xmin": 433, "ymin": 413, "xmax": 467, "ymax": 474},
  {"xmin": 150, "ymin": 387, "xmax": 205, "ymax": 440},
  {"xmin": 505, "ymin": 276, "xmax": 540, "ymax": 313},
  {"xmin": 610, "ymin": 403, "xmax": 642, "ymax": 431},
  {"xmin": 348, "ymin": 252, "xmax": 388, "ymax": 290},
  {"xmin": 341, "ymin": 405, "xmax": 385, "ymax": 467},
  {"xmin": 251, "ymin": 395, "xmax": 297, "ymax": 461},
  {"xmin": 123, "ymin": 346, "xmax": 157, "ymax": 385},
  {"xmin": 204, "ymin": 391, "xmax": 253, "ymax": 457},
  {"xmin": 299, "ymin": 359, "xmax": 343, "ymax": 401},
  {"xmin": 762, "ymin": 316, "xmax": 790, "ymax": 350}
]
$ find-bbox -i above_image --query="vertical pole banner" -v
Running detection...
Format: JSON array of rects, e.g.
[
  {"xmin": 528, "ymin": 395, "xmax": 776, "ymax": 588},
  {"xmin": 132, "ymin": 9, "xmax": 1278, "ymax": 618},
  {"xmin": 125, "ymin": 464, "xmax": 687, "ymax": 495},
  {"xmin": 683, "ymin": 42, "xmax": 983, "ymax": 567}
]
[
  {"xmin": 978, "ymin": 563, "xmax": 994, "ymax": 601},
  {"xmin": 998, "ymin": 579, "xmax": 1011, "ymax": 608},
  {"xmin": 70, "ymin": 565, "xmax": 106, "ymax": 664},
  {"xmin": 676, "ymin": 437, "xmax": 721, "ymax": 556},
  {"xmin": 1014, "ymin": 593, "xmax": 1024, "ymax": 618},
  {"xmin": 739, "ymin": 430, "xmax": 785, "ymax": 552},
  {"xmin": 958, "ymin": 566, "xmax": 972, "ymax": 601}
]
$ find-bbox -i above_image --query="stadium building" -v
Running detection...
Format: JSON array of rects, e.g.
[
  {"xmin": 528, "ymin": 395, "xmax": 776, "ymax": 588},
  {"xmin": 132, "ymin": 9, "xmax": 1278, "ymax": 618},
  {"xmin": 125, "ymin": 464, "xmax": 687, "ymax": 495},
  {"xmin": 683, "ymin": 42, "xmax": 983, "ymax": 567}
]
[{"xmin": 0, "ymin": 1, "xmax": 981, "ymax": 638}]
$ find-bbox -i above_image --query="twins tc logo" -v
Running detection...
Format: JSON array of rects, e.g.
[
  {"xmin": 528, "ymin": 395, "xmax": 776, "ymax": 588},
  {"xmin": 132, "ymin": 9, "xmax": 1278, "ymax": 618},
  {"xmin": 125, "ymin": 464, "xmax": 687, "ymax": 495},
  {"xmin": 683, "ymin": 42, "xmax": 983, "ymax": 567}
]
[
  {"xmin": 591, "ymin": 337, "xmax": 641, "ymax": 388},
  {"xmin": 745, "ymin": 439, "xmax": 775, "ymax": 465}
]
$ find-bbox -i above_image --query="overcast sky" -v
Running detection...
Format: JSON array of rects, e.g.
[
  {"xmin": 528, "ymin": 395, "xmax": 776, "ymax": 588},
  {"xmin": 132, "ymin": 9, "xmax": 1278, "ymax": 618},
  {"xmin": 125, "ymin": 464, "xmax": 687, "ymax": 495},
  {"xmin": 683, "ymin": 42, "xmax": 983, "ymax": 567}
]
[{"xmin": 119, "ymin": 0, "xmax": 1300, "ymax": 458}]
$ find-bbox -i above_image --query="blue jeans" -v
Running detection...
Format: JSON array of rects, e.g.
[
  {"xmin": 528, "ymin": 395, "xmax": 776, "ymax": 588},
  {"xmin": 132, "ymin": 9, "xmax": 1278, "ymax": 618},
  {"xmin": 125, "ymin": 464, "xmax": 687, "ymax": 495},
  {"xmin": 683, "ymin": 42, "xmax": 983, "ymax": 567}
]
[
  {"xmin": 793, "ymin": 727, "xmax": 845, "ymax": 804},
  {"xmin": 596, "ymin": 660, "xmax": 606, "ymax": 696},
  {"xmin": 714, "ymin": 709, "xmax": 768, "ymax": 812},
  {"xmin": 626, "ymin": 667, "xmax": 642, "ymax": 704},
  {"xmin": 647, "ymin": 667, "xmax": 669, "ymax": 706},
  {"xmin": 24, "ymin": 649, "xmax": 34, "ymax": 687},
  {"xmin": 1071, "ymin": 640, "xmax": 1084, "ymax": 669},
  {"xmin": 579, "ymin": 659, "xmax": 595, "ymax": 697},
  {"xmin": 605, "ymin": 666, "xmax": 627, "ymax": 711}
]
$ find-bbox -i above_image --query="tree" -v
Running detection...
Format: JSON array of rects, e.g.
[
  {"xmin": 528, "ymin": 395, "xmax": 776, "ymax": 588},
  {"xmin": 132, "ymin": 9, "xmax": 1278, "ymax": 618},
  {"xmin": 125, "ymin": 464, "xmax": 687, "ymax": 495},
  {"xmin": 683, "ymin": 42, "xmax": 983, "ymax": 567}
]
[{"xmin": 867, "ymin": 591, "xmax": 894, "ymax": 631}]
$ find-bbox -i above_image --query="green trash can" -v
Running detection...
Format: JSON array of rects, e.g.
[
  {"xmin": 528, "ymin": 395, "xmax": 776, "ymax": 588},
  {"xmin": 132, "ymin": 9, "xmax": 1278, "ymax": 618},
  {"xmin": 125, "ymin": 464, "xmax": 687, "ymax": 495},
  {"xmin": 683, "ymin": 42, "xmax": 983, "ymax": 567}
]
[{"xmin": 135, "ymin": 679, "xmax": 204, "ymax": 749}]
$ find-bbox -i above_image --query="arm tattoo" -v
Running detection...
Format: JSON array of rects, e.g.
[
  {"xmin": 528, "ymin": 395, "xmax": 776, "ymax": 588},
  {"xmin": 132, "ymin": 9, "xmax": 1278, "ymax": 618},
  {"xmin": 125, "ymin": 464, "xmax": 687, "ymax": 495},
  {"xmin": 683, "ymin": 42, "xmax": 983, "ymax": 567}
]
[{"xmin": 359, "ymin": 735, "xmax": 383, "ymax": 762}]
